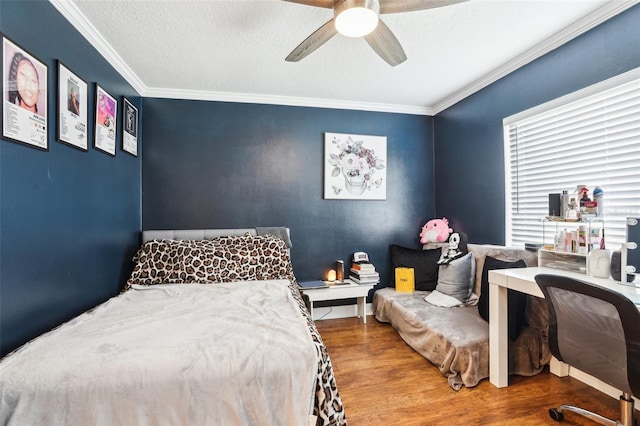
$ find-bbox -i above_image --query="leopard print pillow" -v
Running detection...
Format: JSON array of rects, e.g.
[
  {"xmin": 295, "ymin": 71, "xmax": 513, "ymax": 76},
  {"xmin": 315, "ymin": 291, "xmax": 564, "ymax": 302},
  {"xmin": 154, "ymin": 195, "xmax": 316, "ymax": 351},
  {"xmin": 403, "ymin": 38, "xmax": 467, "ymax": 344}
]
[
  {"xmin": 208, "ymin": 234, "xmax": 295, "ymax": 283},
  {"xmin": 173, "ymin": 239, "xmax": 222, "ymax": 283},
  {"xmin": 125, "ymin": 234, "xmax": 295, "ymax": 290},
  {"xmin": 125, "ymin": 239, "xmax": 184, "ymax": 289}
]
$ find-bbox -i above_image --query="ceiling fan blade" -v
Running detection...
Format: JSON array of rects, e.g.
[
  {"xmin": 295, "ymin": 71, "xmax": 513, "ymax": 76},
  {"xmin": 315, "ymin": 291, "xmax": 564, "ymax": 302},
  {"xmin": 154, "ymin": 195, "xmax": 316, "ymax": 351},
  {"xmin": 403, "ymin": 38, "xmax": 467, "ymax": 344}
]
[
  {"xmin": 364, "ymin": 20, "xmax": 406, "ymax": 66},
  {"xmin": 286, "ymin": 19, "xmax": 338, "ymax": 62},
  {"xmin": 379, "ymin": 0, "xmax": 468, "ymax": 14},
  {"xmin": 281, "ymin": 0, "xmax": 334, "ymax": 8}
]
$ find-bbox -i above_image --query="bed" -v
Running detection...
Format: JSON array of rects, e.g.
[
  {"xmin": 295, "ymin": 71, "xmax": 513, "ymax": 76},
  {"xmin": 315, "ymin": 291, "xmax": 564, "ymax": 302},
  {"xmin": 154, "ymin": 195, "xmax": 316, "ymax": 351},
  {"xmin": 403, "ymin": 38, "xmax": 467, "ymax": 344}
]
[{"xmin": 0, "ymin": 228, "xmax": 346, "ymax": 426}]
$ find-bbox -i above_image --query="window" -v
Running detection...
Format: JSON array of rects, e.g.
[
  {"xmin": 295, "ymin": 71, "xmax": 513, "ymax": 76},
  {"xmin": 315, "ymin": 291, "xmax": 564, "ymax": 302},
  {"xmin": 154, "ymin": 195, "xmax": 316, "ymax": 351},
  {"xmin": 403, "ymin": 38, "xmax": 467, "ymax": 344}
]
[{"xmin": 504, "ymin": 68, "xmax": 640, "ymax": 249}]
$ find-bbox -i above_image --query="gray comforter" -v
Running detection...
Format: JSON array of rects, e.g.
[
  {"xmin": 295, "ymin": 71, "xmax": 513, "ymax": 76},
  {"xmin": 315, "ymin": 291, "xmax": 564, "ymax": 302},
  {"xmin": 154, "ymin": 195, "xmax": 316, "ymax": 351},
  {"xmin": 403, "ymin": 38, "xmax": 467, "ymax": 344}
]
[{"xmin": 0, "ymin": 280, "xmax": 317, "ymax": 425}]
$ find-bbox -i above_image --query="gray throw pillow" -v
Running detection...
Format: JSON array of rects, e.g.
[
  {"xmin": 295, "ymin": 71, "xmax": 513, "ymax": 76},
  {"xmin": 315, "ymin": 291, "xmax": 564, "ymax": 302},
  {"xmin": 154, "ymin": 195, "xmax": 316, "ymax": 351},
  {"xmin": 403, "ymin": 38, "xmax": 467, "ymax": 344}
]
[{"xmin": 435, "ymin": 252, "xmax": 475, "ymax": 303}]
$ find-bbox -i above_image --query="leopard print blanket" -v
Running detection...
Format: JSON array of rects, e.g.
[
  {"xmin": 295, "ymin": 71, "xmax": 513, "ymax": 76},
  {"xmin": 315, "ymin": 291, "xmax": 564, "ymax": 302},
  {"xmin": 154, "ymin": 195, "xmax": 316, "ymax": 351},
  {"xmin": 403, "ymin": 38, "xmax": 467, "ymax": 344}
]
[{"xmin": 126, "ymin": 234, "xmax": 347, "ymax": 425}]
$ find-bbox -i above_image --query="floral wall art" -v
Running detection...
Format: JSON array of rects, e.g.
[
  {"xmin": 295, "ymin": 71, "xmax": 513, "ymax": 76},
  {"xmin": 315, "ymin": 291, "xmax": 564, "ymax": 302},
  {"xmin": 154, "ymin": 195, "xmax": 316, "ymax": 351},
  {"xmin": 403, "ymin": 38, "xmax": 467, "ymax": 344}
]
[{"xmin": 324, "ymin": 132, "xmax": 387, "ymax": 200}]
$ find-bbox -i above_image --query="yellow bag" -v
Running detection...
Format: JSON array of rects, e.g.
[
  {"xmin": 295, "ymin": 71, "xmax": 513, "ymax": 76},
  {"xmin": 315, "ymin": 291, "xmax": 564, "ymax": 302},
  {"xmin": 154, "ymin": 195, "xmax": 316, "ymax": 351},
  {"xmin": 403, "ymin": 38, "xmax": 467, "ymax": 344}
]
[{"xmin": 395, "ymin": 267, "xmax": 415, "ymax": 293}]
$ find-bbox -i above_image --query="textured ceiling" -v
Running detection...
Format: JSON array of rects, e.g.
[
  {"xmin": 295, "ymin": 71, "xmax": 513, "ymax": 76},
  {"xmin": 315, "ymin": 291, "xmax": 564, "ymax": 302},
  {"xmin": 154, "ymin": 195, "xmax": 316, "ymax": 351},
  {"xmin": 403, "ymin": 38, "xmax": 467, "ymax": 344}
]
[{"xmin": 52, "ymin": 0, "xmax": 636, "ymax": 115}]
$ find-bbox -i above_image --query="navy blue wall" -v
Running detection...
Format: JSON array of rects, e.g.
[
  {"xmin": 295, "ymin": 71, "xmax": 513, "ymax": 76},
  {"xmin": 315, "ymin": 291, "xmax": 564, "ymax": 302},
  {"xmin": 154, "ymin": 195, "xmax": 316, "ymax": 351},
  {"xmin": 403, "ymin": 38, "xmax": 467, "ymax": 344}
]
[
  {"xmin": 4, "ymin": 1, "xmax": 637, "ymax": 357},
  {"xmin": 434, "ymin": 5, "xmax": 640, "ymax": 244},
  {"xmin": 0, "ymin": 2, "xmax": 141, "ymax": 356},
  {"xmin": 142, "ymin": 100, "xmax": 435, "ymax": 286}
]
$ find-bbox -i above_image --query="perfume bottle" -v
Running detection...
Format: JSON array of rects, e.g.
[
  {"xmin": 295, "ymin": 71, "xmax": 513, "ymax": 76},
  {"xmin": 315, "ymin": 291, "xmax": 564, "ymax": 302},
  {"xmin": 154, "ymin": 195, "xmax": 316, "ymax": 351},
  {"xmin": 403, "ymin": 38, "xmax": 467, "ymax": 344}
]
[{"xmin": 566, "ymin": 198, "xmax": 579, "ymax": 220}]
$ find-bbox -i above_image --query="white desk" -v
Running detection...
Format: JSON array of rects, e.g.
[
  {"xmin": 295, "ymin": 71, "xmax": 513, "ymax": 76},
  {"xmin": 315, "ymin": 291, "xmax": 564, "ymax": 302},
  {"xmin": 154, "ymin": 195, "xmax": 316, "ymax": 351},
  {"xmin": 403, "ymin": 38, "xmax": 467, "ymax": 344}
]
[
  {"xmin": 488, "ymin": 266, "xmax": 640, "ymax": 388},
  {"xmin": 299, "ymin": 280, "xmax": 376, "ymax": 323}
]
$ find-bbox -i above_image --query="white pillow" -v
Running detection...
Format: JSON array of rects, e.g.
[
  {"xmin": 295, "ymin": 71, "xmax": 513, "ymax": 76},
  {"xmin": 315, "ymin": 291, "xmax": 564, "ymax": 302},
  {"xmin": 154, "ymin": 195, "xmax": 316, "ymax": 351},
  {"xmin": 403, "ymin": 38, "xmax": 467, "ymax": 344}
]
[
  {"xmin": 424, "ymin": 290, "xmax": 464, "ymax": 307},
  {"xmin": 434, "ymin": 252, "xmax": 475, "ymax": 303}
]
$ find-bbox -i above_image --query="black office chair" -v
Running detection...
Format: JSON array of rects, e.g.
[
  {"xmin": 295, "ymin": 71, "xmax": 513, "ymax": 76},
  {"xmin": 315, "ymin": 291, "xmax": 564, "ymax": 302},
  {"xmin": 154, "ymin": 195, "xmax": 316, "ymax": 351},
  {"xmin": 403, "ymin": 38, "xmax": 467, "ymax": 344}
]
[{"xmin": 535, "ymin": 274, "xmax": 640, "ymax": 426}]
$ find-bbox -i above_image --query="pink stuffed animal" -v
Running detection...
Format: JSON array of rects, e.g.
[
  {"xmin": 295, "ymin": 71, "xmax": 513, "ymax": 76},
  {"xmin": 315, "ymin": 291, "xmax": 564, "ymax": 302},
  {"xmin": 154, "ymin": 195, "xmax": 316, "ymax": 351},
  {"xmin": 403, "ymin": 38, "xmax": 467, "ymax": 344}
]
[{"xmin": 420, "ymin": 217, "xmax": 453, "ymax": 244}]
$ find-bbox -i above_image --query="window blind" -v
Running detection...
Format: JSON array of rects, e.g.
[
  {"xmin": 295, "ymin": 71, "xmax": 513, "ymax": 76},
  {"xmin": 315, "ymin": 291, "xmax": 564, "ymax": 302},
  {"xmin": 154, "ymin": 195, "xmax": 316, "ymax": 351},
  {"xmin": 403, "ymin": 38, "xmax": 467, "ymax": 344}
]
[{"xmin": 504, "ymin": 68, "xmax": 640, "ymax": 249}]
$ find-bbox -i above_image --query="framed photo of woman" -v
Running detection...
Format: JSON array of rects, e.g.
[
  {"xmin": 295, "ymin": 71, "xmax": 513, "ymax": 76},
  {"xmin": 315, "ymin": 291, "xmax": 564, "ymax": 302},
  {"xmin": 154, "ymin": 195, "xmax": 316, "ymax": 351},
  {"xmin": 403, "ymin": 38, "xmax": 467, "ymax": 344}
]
[
  {"xmin": 93, "ymin": 84, "xmax": 117, "ymax": 156},
  {"xmin": 56, "ymin": 61, "xmax": 88, "ymax": 151},
  {"xmin": 1, "ymin": 34, "xmax": 48, "ymax": 150},
  {"xmin": 122, "ymin": 97, "xmax": 138, "ymax": 156}
]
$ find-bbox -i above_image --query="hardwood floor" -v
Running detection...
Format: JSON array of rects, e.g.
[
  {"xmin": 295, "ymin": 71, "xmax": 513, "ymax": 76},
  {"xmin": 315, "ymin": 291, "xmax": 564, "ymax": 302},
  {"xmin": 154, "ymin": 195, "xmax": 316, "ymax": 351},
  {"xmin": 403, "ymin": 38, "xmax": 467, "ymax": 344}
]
[{"xmin": 316, "ymin": 316, "xmax": 637, "ymax": 426}]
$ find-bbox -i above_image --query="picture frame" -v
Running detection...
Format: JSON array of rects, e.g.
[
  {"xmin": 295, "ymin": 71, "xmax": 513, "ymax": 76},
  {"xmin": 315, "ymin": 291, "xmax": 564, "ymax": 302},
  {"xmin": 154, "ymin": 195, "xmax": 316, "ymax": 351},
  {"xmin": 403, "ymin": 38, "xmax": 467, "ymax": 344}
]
[
  {"xmin": 121, "ymin": 97, "xmax": 138, "ymax": 156},
  {"xmin": 1, "ymin": 34, "xmax": 48, "ymax": 151},
  {"xmin": 56, "ymin": 61, "xmax": 88, "ymax": 151},
  {"xmin": 324, "ymin": 132, "xmax": 387, "ymax": 200},
  {"xmin": 93, "ymin": 84, "xmax": 117, "ymax": 156}
]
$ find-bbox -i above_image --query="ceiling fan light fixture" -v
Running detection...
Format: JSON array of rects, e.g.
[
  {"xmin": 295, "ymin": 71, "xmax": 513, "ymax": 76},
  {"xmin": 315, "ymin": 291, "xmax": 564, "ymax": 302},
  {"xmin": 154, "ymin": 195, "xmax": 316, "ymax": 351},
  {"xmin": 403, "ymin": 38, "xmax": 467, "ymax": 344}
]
[{"xmin": 334, "ymin": 0, "xmax": 379, "ymax": 38}]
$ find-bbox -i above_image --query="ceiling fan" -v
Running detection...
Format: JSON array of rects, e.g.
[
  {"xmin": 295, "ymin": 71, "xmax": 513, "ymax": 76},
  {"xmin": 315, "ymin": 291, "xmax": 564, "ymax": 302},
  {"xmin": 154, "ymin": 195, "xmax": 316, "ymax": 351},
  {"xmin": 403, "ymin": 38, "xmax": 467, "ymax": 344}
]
[{"xmin": 284, "ymin": 0, "xmax": 468, "ymax": 66}]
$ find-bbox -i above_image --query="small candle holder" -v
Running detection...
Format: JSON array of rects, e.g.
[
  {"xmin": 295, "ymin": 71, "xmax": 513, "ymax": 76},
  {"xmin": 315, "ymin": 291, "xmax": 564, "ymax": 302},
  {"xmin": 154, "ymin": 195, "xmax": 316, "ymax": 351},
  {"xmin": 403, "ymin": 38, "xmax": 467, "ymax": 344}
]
[
  {"xmin": 327, "ymin": 269, "xmax": 336, "ymax": 282},
  {"xmin": 336, "ymin": 260, "xmax": 344, "ymax": 282}
]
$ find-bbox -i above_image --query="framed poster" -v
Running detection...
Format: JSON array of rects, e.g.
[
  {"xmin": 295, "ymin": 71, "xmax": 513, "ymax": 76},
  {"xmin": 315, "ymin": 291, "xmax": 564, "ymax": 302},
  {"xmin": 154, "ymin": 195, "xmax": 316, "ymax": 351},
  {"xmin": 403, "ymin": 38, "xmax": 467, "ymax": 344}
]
[
  {"xmin": 93, "ymin": 84, "xmax": 117, "ymax": 156},
  {"xmin": 56, "ymin": 61, "xmax": 87, "ymax": 151},
  {"xmin": 122, "ymin": 97, "xmax": 138, "ymax": 156},
  {"xmin": 1, "ymin": 34, "xmax": 48, "ymax": 150},
  {"xmin": 324, "ymin": 132, "xmax": 387, "ymax": 200}
]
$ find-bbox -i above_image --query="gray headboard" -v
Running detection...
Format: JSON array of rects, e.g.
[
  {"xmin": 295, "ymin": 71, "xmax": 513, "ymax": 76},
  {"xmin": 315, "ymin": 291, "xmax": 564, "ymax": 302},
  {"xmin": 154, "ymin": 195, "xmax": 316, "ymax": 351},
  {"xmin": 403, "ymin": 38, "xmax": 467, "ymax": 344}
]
[{"xmin": 141, "ymin": 228, "xmax": 291, "ymax": 246}]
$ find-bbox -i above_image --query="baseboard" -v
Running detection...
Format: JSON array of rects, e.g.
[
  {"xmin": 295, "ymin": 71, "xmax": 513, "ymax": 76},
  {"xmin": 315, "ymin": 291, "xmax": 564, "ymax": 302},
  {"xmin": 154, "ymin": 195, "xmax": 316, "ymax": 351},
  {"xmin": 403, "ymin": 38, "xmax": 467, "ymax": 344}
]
[{"xmin": 312, "ymin": 303, "xmax": 373, "ymax": 321}]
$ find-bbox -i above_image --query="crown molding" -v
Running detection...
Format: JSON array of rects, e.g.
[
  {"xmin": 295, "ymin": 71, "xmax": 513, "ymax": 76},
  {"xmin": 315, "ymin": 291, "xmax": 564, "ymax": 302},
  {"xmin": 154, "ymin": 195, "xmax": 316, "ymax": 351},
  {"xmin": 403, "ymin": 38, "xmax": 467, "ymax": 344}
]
[
  {"xmin": 51, "ymin": 0, "xmax": 638, "ymax": 117},
  {"xmin": 143, "ymin": 87, "xmax": 435, "ymax": 115},
  {"xmin": 49, "ymin": 0, "xmax": 146, "ymax": 94},
  {"xmin": 431, "ymin": 0, "xmax": 640, "ymax": 115}
]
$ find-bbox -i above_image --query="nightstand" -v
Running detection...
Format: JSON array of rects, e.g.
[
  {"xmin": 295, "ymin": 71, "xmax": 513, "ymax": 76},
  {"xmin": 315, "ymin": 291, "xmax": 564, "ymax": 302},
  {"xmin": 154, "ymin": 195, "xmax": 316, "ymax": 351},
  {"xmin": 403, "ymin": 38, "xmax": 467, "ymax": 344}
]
[{"xmin": 299, "ymin": 280, "xmax": 376, "ymax": 323}]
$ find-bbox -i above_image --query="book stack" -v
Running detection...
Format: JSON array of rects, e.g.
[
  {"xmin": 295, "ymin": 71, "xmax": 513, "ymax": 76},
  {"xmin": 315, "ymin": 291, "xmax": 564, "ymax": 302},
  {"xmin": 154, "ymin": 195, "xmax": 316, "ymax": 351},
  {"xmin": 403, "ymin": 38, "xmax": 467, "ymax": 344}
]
[{"xmin": 349, "ymin": 261, "xmax": 380, "ymax": 284}]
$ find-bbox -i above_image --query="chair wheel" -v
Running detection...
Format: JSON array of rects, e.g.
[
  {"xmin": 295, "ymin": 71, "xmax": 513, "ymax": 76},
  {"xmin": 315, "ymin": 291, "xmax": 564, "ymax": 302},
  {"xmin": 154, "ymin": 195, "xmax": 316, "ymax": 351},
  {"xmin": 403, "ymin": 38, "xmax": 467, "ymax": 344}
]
[{"xmin": 549, "ymin": 408, "xmax": 564, "ymax": 422}]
